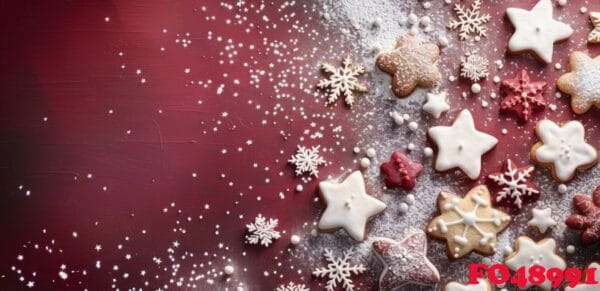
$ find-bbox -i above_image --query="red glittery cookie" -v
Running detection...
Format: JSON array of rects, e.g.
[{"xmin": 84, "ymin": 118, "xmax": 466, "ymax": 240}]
[
  {"xmin": 500, "ymin": 69, "xmax": 547, "ymax": 122},
  {"xmin": 565, "ymin": 185, "xmax": 600, "ymax": 245},
  {"xmin": 380, "ymin": 151, "xmax": 422, "ymax": 191}
]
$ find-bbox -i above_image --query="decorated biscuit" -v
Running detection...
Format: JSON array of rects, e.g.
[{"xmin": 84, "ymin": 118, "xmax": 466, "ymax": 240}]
[
  {"xmin": 427, "ymin": 185, "xmax": 511, "ymax": 259},
  {"xmin": 530, "ymin": 119, "xmax": 598, "ymax": 182},
  {"xmin": 565, "ymin": 185, "xmax": 600, "ymax": 245},
  {"xmin": 376, "ymin": 35, "xmax": 441, "ymax": 97},
  {"xmin": 487, "ymin": 159, "xmax": 539, "ymax": 210},
  {"xmin": 500, "ymin": 69, "xmax": 547, "ymax": 122},
  {"xmin": 557, "ymin": 52, "xmax": 600, "ymax": 114},
  {"xmin": 380, "ymin": 151, "xmax": 422, "ymax": 191}
]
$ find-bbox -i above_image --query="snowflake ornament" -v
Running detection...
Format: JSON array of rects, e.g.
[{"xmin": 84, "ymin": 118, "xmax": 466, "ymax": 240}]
[
  {"xmin": 245, "ymin": 214, "xmax": 281, "ymax": 247},
  {"xmin": 313, "ymin": 249, "xmax": 366, "ymax": 291},
  {"xmin": 500, "ymin": 69, "xmax": 547, "ymax": 122},
  {"xmin": 317, "ymin": 57, "xmax": 368, "ymax": 107},
  {"xmin": 448, "ymin": 0, "xmax": 491, "ymax": 40},
  {"xmin": 460, "ymin": 52, "xmax": 489, "ymax": 82},
  {"xmin": 487, "ymin": 159, "xmax": 539, "ymax": 209},
  {"xmin": 289, "ymin": 145, "xmax": 326, "ymax": 177},
  {"xmin": 276, "ymin": 282, "xmax": 310, "ymax": 291}
]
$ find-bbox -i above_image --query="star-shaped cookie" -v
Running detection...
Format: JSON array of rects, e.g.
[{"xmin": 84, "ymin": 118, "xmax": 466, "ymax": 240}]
[
  {"xmin": 557, "ymin": 52, "xmax": 600, "ymax": 114},
  {"xmin": 528, "ymin": 208, "xmax": 556, "ymax": 233},
  {"xmin": 506, "ymin": 0, "xmax": 573, "ymax": 63},
  {"xmin": 372, "ymin": 231, "xmax": 440, "ymax": 290},
  {"xmin": 380, "ymin": 151, "xmax": 422, "ymax": 191},
  {"xmin": 423, "ymin": 91, "xmax": 450, "ymax": 119},
  {"xmin": 565, "ymin": 185, "xmax": 600, "ymax": 245},
  {"xmin": 318, "ymin": 171, "xmax": 387, "ymax": 241},
  {"xmin": 589, "ymin": 12, "xmax": 600, "ymax": 43},
  {"xmin": 427, "ymin": 185, "xmax": 511, "ymax": 259},
  {"xmin": 376, "ymin": 35, "xmax": 441, "ymax": 98},
  {"xmin": 428, "ymin": 110, "xmax": 498, "ymax": 180},
  {"xmin": 505, "ymin": 237, "xmax": 566, "ymax": 291}
]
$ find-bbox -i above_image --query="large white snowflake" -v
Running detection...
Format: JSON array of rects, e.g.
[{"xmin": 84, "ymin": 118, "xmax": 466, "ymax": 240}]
[
  {"xmin": 276, "ymin": 282, "xmax": 310, "ymax": 291},
  {"xmin": 317, "ymin": 57, "xmax": 368, "ymax": 107},
  {"xmin": 488, "ymin": 160, "xmax": 539, "ymax": 209},
  {"xmin": 245, "ymin": 214, "xmax": 281, "ymax": 247},
  {"xmin": 313, "ymin": 249, "xmax": 365, "ymax": 291},
  {"xmin": 460, "ymin": 52, "xmax": 489, "ymax": 82},
  {"xmin": 448, "ymin": 0, "xmax": 491, "ymax": 40},
  {"xmin": 288, "ymin": 145, "xmax": 326, "ymax": 177}
]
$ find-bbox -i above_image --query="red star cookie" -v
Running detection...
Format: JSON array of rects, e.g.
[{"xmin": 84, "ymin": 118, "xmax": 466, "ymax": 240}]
[
  {"xmin": 500, "ymin": 69, "xmax": 547, "ymax": 122},
  {"xmin": 372, "ymin": 231, "xmax": 440, "ymax": 290},
  {"xmin": 380, "ymin": 151, "xmax": 423, "ymax": 191},
  {"xmin": 566, "ymin": 185, "xmax": 600, "ymax": 245},
  {"xmin": 487, "ymin": 159, "xmax": 539, "ymax": 210}
]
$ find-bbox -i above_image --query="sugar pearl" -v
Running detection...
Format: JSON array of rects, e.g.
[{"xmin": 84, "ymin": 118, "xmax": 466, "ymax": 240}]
[
  {"xmin": 502, "ymin": 128, "xmax": 508, "ymax": 135},
  {"xmin": 438, "ymin": 35, "xmax": 449, "ymax": 47},
  {"xmin": 566, "ymin": 245, "xmax": 575, "ymax": 254},
  {"xmin": 408, "ymin": 121, "xmax": 419, "ymax": 131},
  {"xmin": 407, "ymin": 13, "xmax": 418, "ymax": 25},
  {"xmin": 224, "ymin": 265, "xmax": 234, "ymax": 275},
  {"xmin": 392, "ymin": 112, "xmax": 405, "ymax": 125},
  {"xmin": 403, "ymin": 114, "xmax": 410, "ymax": 120},
  {"xmin": 493, "ymin": 76, "xmax": 501, "ymax": 83},
  {"xmin": 558, "ymin": 184, "xmax": 567, "ymax": 194},
  {"xmin": 504, "ymin": 246, "xmax": 513, "ymax": 256},
  {"xmin": 580, "ymin": 7, "xmax": 587, "ymax": 14},
  {"xmin": 557, "ymin": 0, "xmax": 567, "ymax": 6},
  {"xmin": 290, "ymin": 235, "xmax": 301, "ymax": 245},
  {"xmin": 471, "ymin": 83, "xmax": 482, "ymax": 94},
  {"xmin": 295, "ymin": 184, "xmax": 303, "ymax": 192},
  {"xmin": 420, "ymin": 16, "xmax": 431, "ymax": 27},
  {"xmin": 366, "ymin": 148, "xmax": 376, "ymax": 158},
  {"xmin": 423, "ymin": 147, "xmax": 433, "ymax": 157},
  {"xmin": 406, "ymin": 194, "xmax": 416, "ymax": 205},
  {"xmin": 360, "ymin": 157, "xmax": 371, "ymax": 168},
  {"xmin": 554, "ymin": 63, "xmax": 562, "ymax": 70},
  {"xmin": 399, "ymin": 202, "xmax": 409, "ymax": 214},
  {"xmin": 353, "ymin": 147, "xmax": 361, "ymax": 154},
  {"xmin": 407, "ymin": 143, "xmax": 415, "ymax": 151}
]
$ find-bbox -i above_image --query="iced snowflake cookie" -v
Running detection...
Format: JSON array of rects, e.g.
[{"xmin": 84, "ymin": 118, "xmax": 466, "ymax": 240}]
[
  {"xmin": 500, "ymin": 69, "xmax": 547, "ymax": 122},
  {"xmin": 589, "ymin": 12, "xmax": 600, "ymax": 43},
  {"xmin": 565, "ymin": 262, "xmax": 600, "ymax": 291},
  {"xmin": 317, "ymin": 171, "xmax": 386, "ymax": 241},
  {"xmin": 506, "ymin": 0, "xmax": 573, "ymax": 64},
  {"xmin": 566, "ymin": 185, "xmax": 600, "ymax": 245},
  {"xmin": 557, "ymin": 52, "xmax": 600, "ymax": 114},
  {"xmin": 317, "ymin": 57, "xmax": 368, "ymax": 107},
  {"xmin": 380, "ymin": 151, "xmax": 422, "ymax": 191},
  {"xmin": 487, "ymin": 159, "xmax": 539, "ymax": 210},
  {"xmin": 427, "ymin": 185, "xmax": 511, "ymax": 259},
  {"xmin": 443, "ymin": 279, "xmax": 491, "ymax": 291},
  {"xmin": 428, "ymin": 109, "xmax": 498, "ymax": 180},
  {"xmin": 372, "ymin": 231, "xmax": 440, "ymax": 290},
  {"xmin": 530, "ymin": 120, "xmax": 598, "ymax": 182},
  {"xmin": 505, "ymin": 236, "xmax": 566, "ymax": 291},
  {"xmin": 376, "ymin": 35, "xmax": 441, "ymax": 97}
]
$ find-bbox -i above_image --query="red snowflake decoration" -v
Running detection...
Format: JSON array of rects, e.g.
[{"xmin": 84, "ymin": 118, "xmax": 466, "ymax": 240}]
[
  {"xmin": 566, "ymin": 185, "xmax": 600, "ymax": 245},
  {"xmin": 380, "ymin": 152, "xmax": 422, "ymax": 191},
  {"xmin": 500, "ymin": 70, "xmax": 547, "ymax": 122},
  {"xmin": 487, "ymin": 159, "xmax": 539, "ymax": 210}
]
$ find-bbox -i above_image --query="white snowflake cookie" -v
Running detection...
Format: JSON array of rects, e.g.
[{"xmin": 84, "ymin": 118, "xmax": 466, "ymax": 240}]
[
  {"xmin": 288, "ymin": 145, "xmax": 326, "ymax": 177},
  {"xmin": 428, "ymin": 109, "xmax": 498, "ymax": 180},
  {"xmin": 317, "ymin": 171, "xmax": 386, "ymax": 241},
  {"xmin": 506, "ymin": 0, "xmax": 573, "ymax": 63},
  {"xmin": 531, "ymin": 119, "xmax": 598, "ymax": 182},
  {"xmin": 245, "ymin": 214, "xmax": 281, "ymax": 247}
]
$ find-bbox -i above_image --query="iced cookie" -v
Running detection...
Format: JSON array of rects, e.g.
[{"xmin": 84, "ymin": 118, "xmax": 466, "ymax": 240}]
[
  {"xmin": 428, "ymin": 109, "xmax": 498, "ymax": 180},
  {"xmin": 530, "ymin": 119, "xmax": 598, "ymax": 182},
  {"xmin": 506, "ymin": 0, "xmax": 573, "ymax": 63},
  {"xmin": 565, "ymin": 185, "xmax": 600, "ymax": 245},
  {"xmin": 380, "ymin": 151, "xmax": 422, "ymax": 191},
  {"xmin": 317, "ymin": 57, "xmax": 368, "ymax": 107},
  {"xmin": 317, "ymin": 171, "xmax": 386, "ymax": 241},
  {"xmin": 376, "ymin": 35, "xmax": 441, "ymax": 97},
  {"xmin": 427, "ymin": 185, "xmax": 511, "ymax": 259},
  {"xmin": 505, "ymin": 236, "xmax": 566, "ymax": 291},
  {"xmin": 443, "ymin": 279, "xmax": 491, "ymax": 291},
  {"xmin": 487, "ymin": 159, "xmax": 539, "ymax": 210},
  {"xmin": 500, "ymin": 69, "xmax": 547, "ymax": 122},
  {"xmin": 557, "ymin": 52, "xmax": 600, "ymax": 114}
]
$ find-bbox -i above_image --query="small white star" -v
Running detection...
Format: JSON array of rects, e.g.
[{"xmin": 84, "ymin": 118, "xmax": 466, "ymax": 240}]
[
  {"xmin": 94, "ymin": 244, "xmax": 102, "ymax": 252},
  {"xmin": 528, "ymin": 208, "xmax": 556, "ymax": 233},
  {"xmin": 422, "ymin": 91, "xmax": 450, "ymax": 119}
]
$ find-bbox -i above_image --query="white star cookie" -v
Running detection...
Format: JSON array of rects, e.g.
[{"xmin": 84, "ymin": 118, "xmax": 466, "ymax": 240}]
[
  {"xmin": 423, "ymin": 91, "xmax": 450, "ymax": 119},
  {"xmin": 527, "ymin": 208, "xmax": 556, "ymax": 233},
  {"xmin": 506, "ymin": 0, "xmax": 573, "ymax": 63},
  {"xmin": 505, "ymin": 237, "xmax": 566, "ymax": 291},
  {"xmin": 444, "ymin": 279, "xmax": 491, "ymax": 291},
  {"xmin": 565, "ymin": 262, "xmax": 600, "ymax": 291},
  {"xmin": 531, "ymin": 120, "xmax": 598, "ymax": 182},
  {"xmin": 428, "ymin": 110, "xmax": 498, "ymax": 180},
  {"xmin": 318, "ymin": 171, "xmax": 386, "ymax": 241}
]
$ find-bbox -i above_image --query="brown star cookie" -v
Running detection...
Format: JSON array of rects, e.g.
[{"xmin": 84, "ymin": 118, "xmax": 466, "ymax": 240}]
[
  {"xmin": 557, "ymin": 52, "xmax": 600, "ymax": 114},
  {"xmin": 427, "ymin": 185, "xmax": 511, "ymax": 259},
  {"xmin": 376, "ymin": 35, "xmax": 441, "ymax": 98}
]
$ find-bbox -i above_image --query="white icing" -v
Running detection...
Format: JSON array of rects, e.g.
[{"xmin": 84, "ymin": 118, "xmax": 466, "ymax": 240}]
[
  {"xmin": 505, "ymin": 237, "xmax": 566, "ymax": 291},
  {"xmin": 534, "ymin": 120, "xmax": 597, "ymax": 182},
  {"xmin": 428, "ymin": 109, "xmax": 498, "ymax": 179},
  {"xmin": 488, "ymin": 160, "xmax": 538, "ymax": 209},
  {"xmin": 318, "ymin": 171, "xmax": 387, "ymax": 241},
  {"xmin": 506, "ymin": 0, "xmax": 573, "ymax": 63},
  {"xmin": 560, "ymin": 52, "xmax": 600, "ymax": 113},
  {"xmin": 589, "ymin": 12, "xmax": 600, "ymax": 43},
  {"xmin": 565, "ymin": 262, "xmax": 600, "ymax": 291},
  {"xmin": 445, "ymin": 279, "xmax": 491, "ymax": 291},
  {"xmin": 527, "ymin": 208, "xmax": 556, "ymax": 233}
]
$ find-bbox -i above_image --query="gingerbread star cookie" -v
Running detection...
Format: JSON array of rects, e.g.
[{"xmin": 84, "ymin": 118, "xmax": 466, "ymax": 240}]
[
  {"xmin": 557, "ymin": 52, "xmax": 600, "ymax": 114},
  {"xmin": 372, "ymin": 231, "xmax": 440, "ymax": 290},
  {"xmin": 380, "ymin": 151, "xmax": 422, "ymax": 191},
  {"xmin": 428, "ymin": 109, "xmax": 498, "ymax": 180},
  {"xmin": 506, "ymin": 0, "xmax": 573, "ymax": 63},
  {"xmin": 427, "ymin": 185, "xmax": 511, "ymax": 259},
  {"xmin": 376, "ymin": 35, "xmax": 441, "ymax": 98},
  {"xmin": 589, "ymin": 12, "xmax": 600, "ymax": 43},
  {"xmin": 500, "ymin": 69, "xmax": 547, "ymax": 122},
  {"xmin": 505, "ymin": 236, "xmax": 566, "ymax": 291},
  {"xmin": 531, "ymin": 119, "xmax": 598, "ymax": 182},
  {"xmin": 444, "ymin": 279, "xmax": 492, "ymax": 291},
  {"xmin": 566, "ymin": 185, "xmax": 600, "ymax": 245},
  {"xmin": 318, "ymin": 171, "xmax": 386, "ymax": 241}
]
